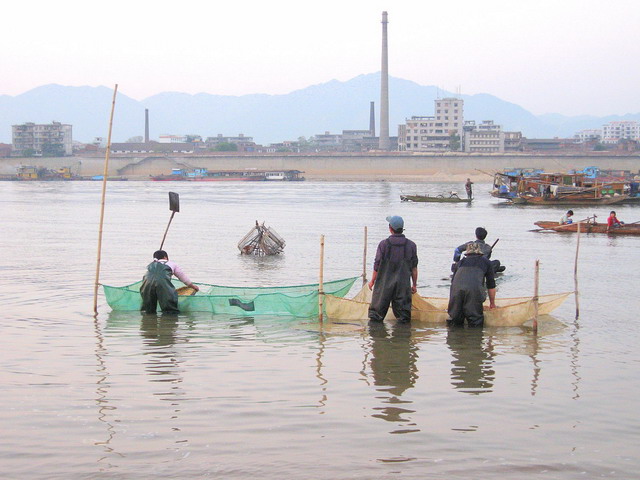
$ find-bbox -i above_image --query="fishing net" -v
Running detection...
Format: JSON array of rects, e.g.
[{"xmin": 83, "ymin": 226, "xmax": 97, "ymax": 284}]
[
  {"xmin": 103, "ymin": 276, "xmax": 358, "ymax": 316},
  {"xmin": 325, "ymin": 285, "xmax": 570, "ymax": 327}
]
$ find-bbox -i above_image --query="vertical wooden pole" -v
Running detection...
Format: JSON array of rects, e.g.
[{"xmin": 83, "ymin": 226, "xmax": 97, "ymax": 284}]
[
  {"xmin": 533, "ymin": 259, "xmax": 540, "ymax": 333},
  {"xmin": 574, "ymin": 222, "xmax": 581, "ymax": 319},
  {"xmin": 362, "ymin": 226, "xmax": 368, "ymax": 286},
  {"xmin": 93, "ymin": 84, "xmax": 118, "ymax": 315},
  {"xmin": 319, "ymin": 234, "xmax": 325, "ymax": 323}
]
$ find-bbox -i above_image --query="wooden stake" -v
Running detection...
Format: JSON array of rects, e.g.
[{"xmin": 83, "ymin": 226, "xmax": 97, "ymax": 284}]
[
  {"xmin": 574, "ymin": 222, "xmax": 581, "ymax": 319},
  {"xmin": 319, "ymin": 234, "xmax": 325, "ymax": 323},
  {"xmin": 533, "ymin": 259, "xmax": 540, "ymax": 333},
  {"xmin": 93, "ymin": 84, "xmax": 118, "ymax": 315},
  {"xmin": 362, "ymin": 226, "xmax": 368, "ymax": 286}
]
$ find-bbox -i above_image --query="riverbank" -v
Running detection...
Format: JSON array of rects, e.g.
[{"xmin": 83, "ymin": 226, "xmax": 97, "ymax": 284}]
[{"xmin": 1, "ymin": 152, "xmax": 638, "ymax": 182}]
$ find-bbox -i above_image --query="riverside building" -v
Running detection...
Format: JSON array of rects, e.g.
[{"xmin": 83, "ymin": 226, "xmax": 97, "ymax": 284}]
[
  {"xmin": 463, "ymin": 120, "xmax": 505, "ymax": 153},
  {"xmin": 398, "ymin": 98, "xmax": 464, "ymax": 151},
  {"xmin": 12, "ymin": 121, "xmax": 73, "ymax": 156}
]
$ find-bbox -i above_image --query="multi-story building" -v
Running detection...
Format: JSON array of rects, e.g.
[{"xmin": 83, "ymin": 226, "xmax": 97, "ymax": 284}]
[
  {"xmin": 574, "ymin": 129, "xmax": 602, "ymax": 143},
  {"xmin": 12, "ymin": 122, "xmax": 73, "ymax": 156},
  {"xmin": 204, "ymin": 134, "xmax": 256, "ymax": 152},
  {"xmin": 398, "ymin": 98, "xmax": 464, "ymax": 151},
  {"xmin": 602, "ymin": 121, "xmax": 640, "ymax": 144},
  {"xmin": 504, "ymin": 131, "xmax": 524, "ymax": 152},
  {"xmin": 463, "ymin": 120, "xmax": 505, "ymax": 153}
]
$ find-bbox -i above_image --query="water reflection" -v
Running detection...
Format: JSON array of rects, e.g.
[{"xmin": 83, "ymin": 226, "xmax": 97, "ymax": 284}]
[
  {"xmin": 367, "ymin": 322, "xmax": 420, "ymax": 433},
  {"xmin": 446, "ymin": 327, "xmax": 496, "ymax": 395}
]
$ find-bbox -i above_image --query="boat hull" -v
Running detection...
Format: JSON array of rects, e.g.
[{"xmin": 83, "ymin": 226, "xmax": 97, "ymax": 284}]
[
  {"xmin": 510, "ymin": 195, "xmax": 627, "ymax": 206},
  {"xmin": 534, "ymin": 221, "xmax": 640, "ymax": 235},
  {"xmin": 401, "ymin": 194, "xmax": 471, "ymax": 203}
]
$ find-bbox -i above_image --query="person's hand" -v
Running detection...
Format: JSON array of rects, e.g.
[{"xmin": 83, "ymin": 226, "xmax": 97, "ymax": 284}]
[
  {"xmin": 368, "ymin": 280, "xmax": 375, "ymax": 291},
  {"xmin": 489, "ymin": 301, "xmax": 496, "ymax": 309},
  {"xmin": 191, "ymin": 284, "xmax": 200, "ymax": 292},
  {"xmin": 411, "ymin": 285, "xmax": 417, "ymax": 294}
]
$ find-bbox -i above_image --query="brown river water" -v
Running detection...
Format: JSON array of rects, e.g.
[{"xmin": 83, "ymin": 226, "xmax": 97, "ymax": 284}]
[{"xmin": 1, "ymin": 180, "xmax": 639, "ymax": 479}]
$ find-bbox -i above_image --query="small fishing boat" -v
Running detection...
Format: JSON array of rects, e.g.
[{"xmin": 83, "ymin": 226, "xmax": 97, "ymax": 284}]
[
  {"xmin": 401, "ymin": 193, "xmax": 472, "ymax": 203},
  {"xmin": 534, "ymin": 221, "xmax": 640, "ymax": 235},
  {"xmin": 325, "ymin": 286, "xmax": 570, "ymax": 327},
  {"xmin": 103, "ymin": 276, "xmax": 358, "ymax": 316}
]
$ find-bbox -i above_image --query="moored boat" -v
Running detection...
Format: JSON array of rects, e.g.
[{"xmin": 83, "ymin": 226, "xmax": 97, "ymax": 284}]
[
  {"xmin": 401, "ymin": 193, "xmax": 471, "ymax": 203},
  {"xmin": 534, "ymin": 221, "xmax": 640, "ymax": 235},
  {"xmin": 325, "ymin": 285, "xmax": 570, "ymax": 327},
  {"xmin": 103, "ymin": 276, "xmax": 357, "ymax": 316}
]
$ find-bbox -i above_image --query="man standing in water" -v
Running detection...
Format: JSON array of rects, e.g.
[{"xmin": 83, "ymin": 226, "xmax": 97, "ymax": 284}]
[
  {"xmin": 368, "ymin": 216, "xmax": 418, "ymax": 324},
  {"xmin": 465, "ymin": 178, "xmax": 473, "ymax": 200},
  {"xmin": 448, "ymin": 243, "xmax": 496, "ymax": 328},
  {"xmin": 140, "ymin": 250, "xmax": 199, "ymax": 314}
]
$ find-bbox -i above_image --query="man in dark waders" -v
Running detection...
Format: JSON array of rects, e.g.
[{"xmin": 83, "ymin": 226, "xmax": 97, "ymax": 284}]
[
  {"xmin": 447, "ymin": 243, "xmax": 496, "ymax": 328},
  {"xmin": 140, "ymin": 250, "xmax": 199, "ymax": 314},
  {"xmin": 368, "ymin": 216, "xmax": 418, "ymax": 324}
]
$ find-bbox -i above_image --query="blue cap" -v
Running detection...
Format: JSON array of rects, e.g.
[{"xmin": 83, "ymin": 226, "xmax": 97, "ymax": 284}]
[{"xmin": 386, "ymin": 215, "xmax": 404, "ymax": 230}]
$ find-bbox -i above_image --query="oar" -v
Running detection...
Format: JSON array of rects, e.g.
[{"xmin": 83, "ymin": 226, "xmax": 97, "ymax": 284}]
[{"xmin": 159, "ymin": 192, "xmax": 180, "ymax": 250}]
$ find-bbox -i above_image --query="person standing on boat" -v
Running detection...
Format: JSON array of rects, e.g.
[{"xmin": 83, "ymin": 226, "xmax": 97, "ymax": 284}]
[
  {"xmin": 606, "ymin": 211, "xmax": 624, "ymax": 232},
  {"xmin": 452, "ymin": 227, "xmax": 504, "ymax": 273},
  {"xmin": 560, "ymin": 210, "xmax": 574, "ymax": 225},
  {"xmin": 368, "ymin": 216, "xmax": 418, "ymax": 324},
  {"xmin": 448, "ymin": 243, "xmax": 496, "ymax": 328},
  {"xmin": 140, "ymin": 250, "xmax": 199, "ymax": 314},
  {"xmin": 465, "ymin": 178, "xmax": 473, "ymax": 200}
]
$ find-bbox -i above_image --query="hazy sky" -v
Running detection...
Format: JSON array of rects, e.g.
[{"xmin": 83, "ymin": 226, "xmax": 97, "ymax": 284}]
[{"xmin": 3, "ymin": 0, "xmax": 639, "ymax": 117}]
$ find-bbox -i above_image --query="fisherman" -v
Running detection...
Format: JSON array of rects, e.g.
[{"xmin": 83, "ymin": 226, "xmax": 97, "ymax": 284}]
[
  {"xmin": 452, "ymin": 227, "xmax": 505, "ymax": 274},
  {"xmin": 140, "ymin": 250, "xmax": 199, "ymax": 314},
  {"xmin": 560, "ymin": 210, "xmax": 574, "ymax": 225},
  {"xmin": 447, "ymin": 243, "xmax": 497, "ymax": 328},
  {"xmin": 606, "ymin": 211, "xmax": 624, "ymax": 232},
  {"xmin": 368, "ymin": 215, "xmax": 418, "ymax": 324},
  {"xmin": 465, "ymin": 178, "xmax": 473, "ymax": 200}
]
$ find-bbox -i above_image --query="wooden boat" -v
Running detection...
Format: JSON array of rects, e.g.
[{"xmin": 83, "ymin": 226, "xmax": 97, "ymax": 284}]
[
  {"xmin": 510, "ymin": 194, "xmax": 627, "ymax": 206},
  {"xmin": 103, "ymin": 276, "xmax": 358, "ymax": 316},
  {"xmin": 401, "ymin": 193, "xmax": 472, "ymax": 203},
  {"xmin": 534, "ymin": 221, "xmax": 640, "ymax": 235},
  {"xmin": 325, "ymin": 286, "xmax": 570, "ymax": 327}
]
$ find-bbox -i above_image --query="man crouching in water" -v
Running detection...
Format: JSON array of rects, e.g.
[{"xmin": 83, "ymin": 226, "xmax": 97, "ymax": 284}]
[
  {"xmin": 140, "ymin": 250, "xmax": 199, "ymax": 314},
  {"xmin": 368, "ymin": 215, "xmax": 418, "ymax": 324},
  {"xmin": 447, "ymin": 243, "xmax": 496, "ymax": 327}
]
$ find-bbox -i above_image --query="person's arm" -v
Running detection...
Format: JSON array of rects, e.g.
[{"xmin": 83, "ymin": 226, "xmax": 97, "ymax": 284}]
[
  {"xmin": 411, "ymin": 267, "xmax": 418, "ymax": 294},
  {"xmin": 172, "ymin": 263, "xmax": 200, "ymax": 291},
  {"xmin": 487, "ymin": 288, "xmax": 496, "ymax": 308},
  {"xmin": 453, "ymin": 242, "xmax": 467, "ymax": 262},
  {"xmin": 368, "ymin": 270, "xmax": 378, "ymax": 290}
]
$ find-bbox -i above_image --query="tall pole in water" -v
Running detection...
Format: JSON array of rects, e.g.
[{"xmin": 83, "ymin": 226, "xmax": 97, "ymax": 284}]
[
  {"xmin": 144, "ymin": 109, "xmax": 149, "ymax": 143},
  {"xmin": 379, "ymin": 11, "xmax": 390, "ymax": 150}
]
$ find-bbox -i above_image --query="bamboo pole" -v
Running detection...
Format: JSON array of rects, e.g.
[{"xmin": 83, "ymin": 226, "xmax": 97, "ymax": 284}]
[
  {"xmin": 574, "ymin": 222, "xmax": 581, "ymax": 319},
  {"xmin": 93, "ymin": 84, "xmax": 118, "ymax": 315},
  {"xmin": 532, "ymin": 259, "xmax": 540, "ymax": 333},
  {"xmin": 362, "ymin": 226, "xmax": 368, "ymax": 286},
  {"xmin": 318, "ymin": 234, "xmax": 325, "ymax": 323}
]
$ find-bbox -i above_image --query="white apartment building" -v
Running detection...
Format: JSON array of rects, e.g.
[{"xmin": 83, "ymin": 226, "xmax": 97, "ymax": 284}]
[
  {"xmin": 602, "ymin": 121, "xmax": 640, "ymax": 144},
  {"xmin": 159, "ymin": 134, "xmax": 188, "ymax": 143},
  {"xmin": 574, "ymin": 129, "xmax": 602, "ymax": 143},
  {"xmin": 463, "ymin": 120, "xmax": 504, "ymax": 153},
  {"xmin": 398, "ymin": 98, "xmax": 464, "ymax": 151},
  {"xmin": 12, "ymin": 122, "xmax": 73, "ymax": 156}
]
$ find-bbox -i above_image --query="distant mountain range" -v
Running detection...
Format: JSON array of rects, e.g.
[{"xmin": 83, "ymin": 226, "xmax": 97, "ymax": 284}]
[{"xmin": 1, "ymin": 73, "xmax": 638, "ymax": 145}]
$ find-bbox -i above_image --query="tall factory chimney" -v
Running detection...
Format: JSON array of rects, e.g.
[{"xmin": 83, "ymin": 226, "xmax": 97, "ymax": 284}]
[
  {"xmin": 379, "ymin": 11, "xmax": 390, "ymax": 150},
  {"xmin": 369, "ymin": 101, "xmax": 376, "ymax": 137},
  {"xmin": 144, "ymin": 109, "xmax": 149, "ymax": 143}
]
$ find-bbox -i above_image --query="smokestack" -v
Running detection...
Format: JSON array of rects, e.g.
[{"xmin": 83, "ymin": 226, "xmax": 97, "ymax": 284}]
[
  {"xmin": 144, "ymin": 109, "xmax": 149, "ymax": 143},
  {"xmin": 369, "ymin": 101, "xmax": 376, "ymax": 137},
  {"xmin": 379, "ymin": 11, "xmax": 390, "ymax": 150}
]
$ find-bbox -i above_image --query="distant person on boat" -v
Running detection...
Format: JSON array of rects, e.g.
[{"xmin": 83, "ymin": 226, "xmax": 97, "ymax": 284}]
[
  {"xmin": 560, "ymin": 210, "xmax": 574, "ymax": 225},
  {"xmin": 465, "ymin": 178, "xmax": 473, "ymax": 200},
  {"xmin": 453, "ymin": 227, "xmax": 505, "ymax": 273},
  {"xmin": 140, "ymin": 250, "xmax": 199, "ymax": 314},
  {"xmin": 368, "ymin": 215, "xmax": 418, "ymax": 324},
  {"xmin": 606, "ymin": 211, "xmax": 624, "ymax": 232},
  {"xmin": 448, "ymin": 243, "xmax": 497, "ymax": 328}
]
